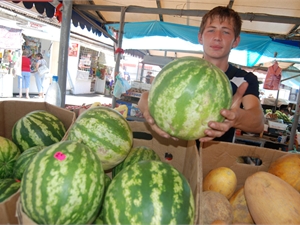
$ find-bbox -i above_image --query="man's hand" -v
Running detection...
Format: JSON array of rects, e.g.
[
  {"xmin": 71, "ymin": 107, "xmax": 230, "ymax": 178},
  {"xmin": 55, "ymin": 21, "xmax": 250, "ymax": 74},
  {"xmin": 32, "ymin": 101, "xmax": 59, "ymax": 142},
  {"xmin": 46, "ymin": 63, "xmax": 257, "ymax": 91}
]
[
  {"xmin": 199, "ymin": 82, "xmax": 248, "ymax": 142},
  {"xmin": 138, "ymin": 92, "xmax": 173, "ymax": 139}
]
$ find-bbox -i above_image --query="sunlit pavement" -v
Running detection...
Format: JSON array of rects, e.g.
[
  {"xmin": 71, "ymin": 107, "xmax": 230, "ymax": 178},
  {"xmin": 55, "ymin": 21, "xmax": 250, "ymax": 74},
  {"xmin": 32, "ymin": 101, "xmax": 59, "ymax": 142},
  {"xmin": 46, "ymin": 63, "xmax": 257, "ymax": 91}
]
[{"xmin": 0, "ymin": 93, "xmax": 114, "ymax": 107}]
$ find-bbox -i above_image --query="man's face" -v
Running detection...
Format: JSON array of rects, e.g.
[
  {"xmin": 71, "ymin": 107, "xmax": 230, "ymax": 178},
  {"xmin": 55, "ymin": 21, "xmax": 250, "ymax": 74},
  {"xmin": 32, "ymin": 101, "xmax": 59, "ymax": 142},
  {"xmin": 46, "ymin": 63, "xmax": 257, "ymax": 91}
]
[{"xmin": 198, "ymin": 16, "xmax": 240, "ymax": 61}]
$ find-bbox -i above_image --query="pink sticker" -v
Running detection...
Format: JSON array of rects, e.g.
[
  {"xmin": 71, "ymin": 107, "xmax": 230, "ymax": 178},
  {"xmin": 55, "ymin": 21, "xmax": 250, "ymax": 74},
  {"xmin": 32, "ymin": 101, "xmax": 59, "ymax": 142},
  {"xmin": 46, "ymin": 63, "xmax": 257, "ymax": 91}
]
[{"xmin": 54, "ymin": 152, "xmax": 66, "ymax": 161}]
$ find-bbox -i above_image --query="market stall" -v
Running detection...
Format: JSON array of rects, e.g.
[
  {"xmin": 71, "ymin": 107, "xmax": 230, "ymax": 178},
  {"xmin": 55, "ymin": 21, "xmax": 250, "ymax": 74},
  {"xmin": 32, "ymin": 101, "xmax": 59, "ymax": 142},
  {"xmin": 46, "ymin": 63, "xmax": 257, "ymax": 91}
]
[
  {"xmin": 12, "ymin": 34, "xmax": 52, "ymax": 95},
  {"xmin": 67, "ymin": 41, "xmax": 113, "ymax": 95},
  {"xmin": 0, "ymin": 25, "xmax": 23, "ymax": 97}
]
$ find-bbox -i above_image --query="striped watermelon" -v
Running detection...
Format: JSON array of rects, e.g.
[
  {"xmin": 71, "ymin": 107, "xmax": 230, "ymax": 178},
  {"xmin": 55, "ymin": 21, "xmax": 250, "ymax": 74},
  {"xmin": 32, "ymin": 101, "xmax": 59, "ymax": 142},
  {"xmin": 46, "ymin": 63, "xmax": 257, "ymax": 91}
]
[
  {"xmin": 0, "ymin": 136, "xmax": 21, "ymax": 179},
  {"xmin": 102, "ymin": 160, "xmax": 195, "ymax": 224},
  {"xmin": 67, "ymin": 106, "xmax": 133, "ymax": 170},
  {"xmin": 12, "ymin": 110, "xmax": 66, "ymax": 152},
  {"xmin": 104, "ymin": 174, "xmax": 112, "ymax": 191},
  {"xmin": 0, "ymin": 178, "xmax": 20, "ymax": 202},
  {"xmin": 92, "ymin": 174, "xmax": 112, "ymax": 225},
  {"xmin": 13, "ymin": 145, "xmax": 44, "ymax": 180},
  {"xmin": 148, "ymin": 56, "xmax": 232, "ymax": 140},
  {"xmin": 21, "ymin": 140, "xmax": 105, "ymax": 225},
  {"xmin": 112, "ymin": 146, "xmax": 161, "ymax": 178}
]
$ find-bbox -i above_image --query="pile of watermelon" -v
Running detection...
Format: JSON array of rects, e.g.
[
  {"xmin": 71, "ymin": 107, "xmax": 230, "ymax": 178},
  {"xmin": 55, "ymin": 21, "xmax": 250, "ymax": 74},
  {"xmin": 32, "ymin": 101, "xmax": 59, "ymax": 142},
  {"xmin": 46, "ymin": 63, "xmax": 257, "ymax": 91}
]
[
  {"xmin": 0, "ymin": 110, "xmax": 66, "ymax": 204},
  {"xmin": 1, "ymin": 106, "xmax": 195, "ymax": 224}
]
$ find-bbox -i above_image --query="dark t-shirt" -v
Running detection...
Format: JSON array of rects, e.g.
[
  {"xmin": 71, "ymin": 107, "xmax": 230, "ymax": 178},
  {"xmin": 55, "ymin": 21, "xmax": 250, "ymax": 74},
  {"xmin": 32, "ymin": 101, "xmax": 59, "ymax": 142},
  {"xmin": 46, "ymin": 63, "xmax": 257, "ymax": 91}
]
[{"xmin": 214, "ymin": 64, "xmax": 260, "ymax": 143}]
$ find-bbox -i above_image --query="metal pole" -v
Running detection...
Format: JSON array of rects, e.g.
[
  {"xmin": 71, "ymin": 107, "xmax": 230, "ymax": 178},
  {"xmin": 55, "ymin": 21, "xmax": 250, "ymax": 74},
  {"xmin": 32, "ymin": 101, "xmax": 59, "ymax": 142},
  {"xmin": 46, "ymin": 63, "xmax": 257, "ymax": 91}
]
[
  {"xmin": 274, "ymin": 89, "xmax": 280, "ymax": 113},
  {"xmin": 288, "ymin": 90, "xmax": 300, "ymax": 150},
  {"xmin": 140, "ymin": 63, "xmax": 145, "ymax": 82},
  {"xmin": 57, "ymin": 1, "xmax": 72, "ymax": 108},
  {"xmin": 112, "ymin": 6, "xmax": 126, "ymax": 108}
]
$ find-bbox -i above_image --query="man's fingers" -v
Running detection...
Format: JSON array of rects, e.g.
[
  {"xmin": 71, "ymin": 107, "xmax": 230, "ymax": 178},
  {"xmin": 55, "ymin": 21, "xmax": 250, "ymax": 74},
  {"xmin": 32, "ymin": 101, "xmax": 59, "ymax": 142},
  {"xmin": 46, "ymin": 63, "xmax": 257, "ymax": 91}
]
[
  {"xmin": 143, "ymin": 110, "xmax": 154, "ymax": 124},
  {"xmin": 151, "ymin": 124, "xmax": 170, "ymax": 138}
]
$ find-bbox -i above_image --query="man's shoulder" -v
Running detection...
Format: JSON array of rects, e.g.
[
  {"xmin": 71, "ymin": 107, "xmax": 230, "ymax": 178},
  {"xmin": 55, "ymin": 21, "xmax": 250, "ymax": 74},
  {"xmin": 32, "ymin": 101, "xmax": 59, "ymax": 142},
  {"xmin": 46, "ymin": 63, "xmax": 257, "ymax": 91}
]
[{"xmin": 228, "ymin": 64, "xmax": 258, "ymax": 82}]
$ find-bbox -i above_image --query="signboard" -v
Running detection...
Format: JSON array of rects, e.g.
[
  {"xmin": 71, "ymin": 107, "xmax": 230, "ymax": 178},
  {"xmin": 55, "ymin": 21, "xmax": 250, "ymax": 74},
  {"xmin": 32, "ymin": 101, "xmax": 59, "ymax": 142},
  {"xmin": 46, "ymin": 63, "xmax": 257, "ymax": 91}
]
[{"xmin": 0, "ymin": 25, "xmax": 23, "ymax": 50}]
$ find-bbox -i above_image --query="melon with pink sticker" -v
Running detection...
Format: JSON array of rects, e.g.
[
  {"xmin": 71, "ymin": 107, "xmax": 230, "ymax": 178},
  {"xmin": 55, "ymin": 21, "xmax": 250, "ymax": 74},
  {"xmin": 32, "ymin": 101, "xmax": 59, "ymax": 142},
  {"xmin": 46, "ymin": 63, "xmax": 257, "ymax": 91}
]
[{"xmin": 20, "ymin": 140, "xmax": 105, "ymax": 224}]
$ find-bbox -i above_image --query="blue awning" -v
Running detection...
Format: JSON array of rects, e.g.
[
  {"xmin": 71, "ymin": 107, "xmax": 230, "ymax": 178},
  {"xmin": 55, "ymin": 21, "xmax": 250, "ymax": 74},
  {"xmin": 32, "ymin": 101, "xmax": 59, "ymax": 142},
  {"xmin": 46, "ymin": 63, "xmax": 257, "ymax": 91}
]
[{"xmin": 106, "ymin": 20, "xmax": 300, "ymax": 67}]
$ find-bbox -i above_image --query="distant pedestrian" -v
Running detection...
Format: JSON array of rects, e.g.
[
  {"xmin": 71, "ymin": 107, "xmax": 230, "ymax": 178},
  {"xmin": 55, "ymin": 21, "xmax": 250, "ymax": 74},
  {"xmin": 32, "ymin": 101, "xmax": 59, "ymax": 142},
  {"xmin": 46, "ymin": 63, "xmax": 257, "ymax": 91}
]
[
  {"xmin": 146, "ymin": 71, "xmax": 152, "ymax": 84},
  {"xmin": 34, "ymin": 53, "xmax": 47, "ymax": 98},
  {"xmin": 18, "ymin": 52, "xmax": 31, "ymax": 99}
]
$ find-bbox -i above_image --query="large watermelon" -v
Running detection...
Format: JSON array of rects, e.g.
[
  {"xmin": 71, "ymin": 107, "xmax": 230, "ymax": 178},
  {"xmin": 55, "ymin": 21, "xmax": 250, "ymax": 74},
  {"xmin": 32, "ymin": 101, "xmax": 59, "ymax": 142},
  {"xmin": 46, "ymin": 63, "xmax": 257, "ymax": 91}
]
[
  {"xmin": 67, "ymin": 106, "xmax": 133, "ymax": 170},
  {"xmin": 12, "ymin": 110, "xmax": 66, "ymax": 152},
  {"xmin": 148, "ymin": 56, "xmax": 232, "ymax": 140},
  {"xmin": 21, "ymin": 140, "xmax": 105, "ymax": 225},
  {"xmin": 0, "ymin": 136, "xmax": 21, "ymax": 179},
  {"xmin": 0, "ymin": 178, "xmax": 20, "ymax": 202},
  {"xmin": 102, "ymin": 160, "xmax": 195, "ymax": 224},
  {"xmin": 13, "ymin": 145, "xmax": 44, "ymax": 180},
  {"xmin": 112, "ymin": 146, "xmax": 161, "ymax": 178}
]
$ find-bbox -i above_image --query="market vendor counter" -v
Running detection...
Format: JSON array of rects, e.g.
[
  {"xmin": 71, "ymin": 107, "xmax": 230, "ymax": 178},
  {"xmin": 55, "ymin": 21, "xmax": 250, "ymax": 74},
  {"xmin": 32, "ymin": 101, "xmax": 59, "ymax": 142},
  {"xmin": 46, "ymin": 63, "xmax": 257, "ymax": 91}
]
[{"xmin": 235, "ymin": 134, "xmax": 288, "ymax": 151}]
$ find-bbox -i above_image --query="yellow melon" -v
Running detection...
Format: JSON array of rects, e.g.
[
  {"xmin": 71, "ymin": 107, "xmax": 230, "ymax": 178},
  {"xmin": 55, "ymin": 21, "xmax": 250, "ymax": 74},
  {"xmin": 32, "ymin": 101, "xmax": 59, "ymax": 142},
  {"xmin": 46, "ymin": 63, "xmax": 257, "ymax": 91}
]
[
  {"xmin": 268, "ymin": 153, "xmax": 300, "ymax": 192},
  {"xmin": 203, "ymin": 167, "xmax": 237, "ymax": 199},
  {"xmin": 229, "ymin": 186, "xmax": 254, "ymax": 224},
  {"xmin": 203, "ymin": 191, "xmax": 233, "ymax": 225},
  {"xmin": 210, "ymin": 220, "xmax": 227, "ymax": 225},
  {"xmin": 244, "ymin": 171, "xmax": 300, "ymax": 224}
]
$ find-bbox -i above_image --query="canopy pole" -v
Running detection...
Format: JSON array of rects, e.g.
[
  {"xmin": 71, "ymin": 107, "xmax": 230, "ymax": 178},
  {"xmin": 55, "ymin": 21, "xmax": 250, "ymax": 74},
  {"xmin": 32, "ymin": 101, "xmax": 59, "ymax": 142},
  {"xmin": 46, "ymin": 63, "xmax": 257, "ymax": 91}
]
[
  {"xmin": 112, "ymin": 6, "xmax": 127, "ymax": 108},
  {"xmin": 57, "ymin": 1, "xmax": 72, "ymax": 108},
  {"xmin": 288, "ymin": 90, "xmax": 300, "ymax": 150}
]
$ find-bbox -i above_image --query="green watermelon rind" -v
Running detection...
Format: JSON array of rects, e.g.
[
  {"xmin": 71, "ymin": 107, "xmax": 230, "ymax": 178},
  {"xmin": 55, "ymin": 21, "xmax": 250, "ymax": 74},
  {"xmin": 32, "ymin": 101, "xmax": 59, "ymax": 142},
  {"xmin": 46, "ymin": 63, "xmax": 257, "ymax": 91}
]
[
  {"xmin": 12, "ymin": 110, "xmax": 66, "ymax": 152},
  {"xmin": 103, "ymin": 160, "xmax": 195, "ymax": 225},
  {"xmin": 13, "ymin": 145, "xmax": 44, "ymax": 180},
  {"xmin": 148, "ymin": 56, "xmax": 232, "ymax": 140},
  {"xmin": 67, "ymin": 106, "xmax": 133, "ymax": 170},
  {"xmin": 0, "ymin": 178, "xmax": 20, "ymax": 203},
  {"xmin": 0, "ymin": 136, "xmax": 21, "ymax": 179},
  {"xmin": 21, "ymin": 140, "xmax": 105, "ymax": 225},
  {"xmin": 112, "ymin": 146, "xmax": 161, "ymax": 178}
]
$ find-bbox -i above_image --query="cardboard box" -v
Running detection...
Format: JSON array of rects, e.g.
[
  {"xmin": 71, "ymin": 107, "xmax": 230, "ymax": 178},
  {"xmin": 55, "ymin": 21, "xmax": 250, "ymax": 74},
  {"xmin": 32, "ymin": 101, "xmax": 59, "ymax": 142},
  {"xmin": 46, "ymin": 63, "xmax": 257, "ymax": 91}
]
[
  {"xmin": 0, "ymin": 100, "xmax": 76, "ymax": 225},
  {"xmin": 199, "ymin": 141, "xmax": 289, "ymax": 224},
  {"xmin": 16, "ymin": 121, "xmax": 200, "ymax": 224},
  {"xmin": 0, "ymin": 192, "xmax": 20, "ymax": 225},
  {"xmin": 268, "ymin": 120, "xmax": 288, "ymax": 130}
]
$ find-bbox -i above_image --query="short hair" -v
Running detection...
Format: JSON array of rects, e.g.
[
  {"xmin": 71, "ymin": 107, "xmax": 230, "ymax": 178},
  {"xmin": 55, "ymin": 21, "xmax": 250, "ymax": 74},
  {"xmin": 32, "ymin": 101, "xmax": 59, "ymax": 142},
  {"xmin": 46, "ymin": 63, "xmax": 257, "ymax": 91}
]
[
  {"xmin": 36, "ymin": 53, "xmax": 43, "ymax": 59},
  {"xmin": 199, "ymin": 6, "xmax": 242, "ymax": 39}
]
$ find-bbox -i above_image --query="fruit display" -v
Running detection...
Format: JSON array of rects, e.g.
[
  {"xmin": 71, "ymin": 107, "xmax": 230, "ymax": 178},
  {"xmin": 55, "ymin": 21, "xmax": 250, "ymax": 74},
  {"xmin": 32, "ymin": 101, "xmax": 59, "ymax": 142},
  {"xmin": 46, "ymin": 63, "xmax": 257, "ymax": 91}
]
[
  {"xmin": 244, "ymin": 171, "xmax": 300, "ymax": 224},
  {"xmin": 0, "ymin": 178, "xmax": 20, "ymax": 202},
  {"xmin": 12, "ymin": 110, "xmax": 66, "ymax": 152},
  {"xmin": 265, "ymin": 109, "xmax": 292, "ymax": 123},
  {"xmin": 21, "ymin": 140, "xmax": 106, "ymax": 224},
  {"xmin": 148, "ymin": 56, "xmax": 232, "ymax": 140},
  {"xmin": 67, "ymin": 106, "xmax": 133, "ymax": 170},
  {"xmin": 0, "ymin": 136, "xmax": 21, "ymax": 179},
  {"xmin": 112, "ymin": 146, "xmax": 161, "ymax": 178},
  {"xmin": 102, "ymin": 160, "xmax": 195, "ymax": 225}
]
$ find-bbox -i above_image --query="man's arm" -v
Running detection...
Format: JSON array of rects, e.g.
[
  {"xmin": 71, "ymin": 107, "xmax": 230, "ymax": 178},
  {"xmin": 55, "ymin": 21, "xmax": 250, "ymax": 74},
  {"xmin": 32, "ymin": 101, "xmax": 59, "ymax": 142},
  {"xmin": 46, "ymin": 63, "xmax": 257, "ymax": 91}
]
[{"xmin": 200, "ymin": 82, "xmax": 264, "ymax": 142}]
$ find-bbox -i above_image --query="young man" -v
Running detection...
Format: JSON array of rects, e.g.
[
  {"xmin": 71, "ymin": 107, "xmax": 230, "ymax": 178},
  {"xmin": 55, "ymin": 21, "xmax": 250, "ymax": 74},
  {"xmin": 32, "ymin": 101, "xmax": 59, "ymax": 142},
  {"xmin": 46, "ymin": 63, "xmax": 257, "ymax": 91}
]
[{"xmin": 138, "ymin": 6, "xmax": 264, "ymax": 142}]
